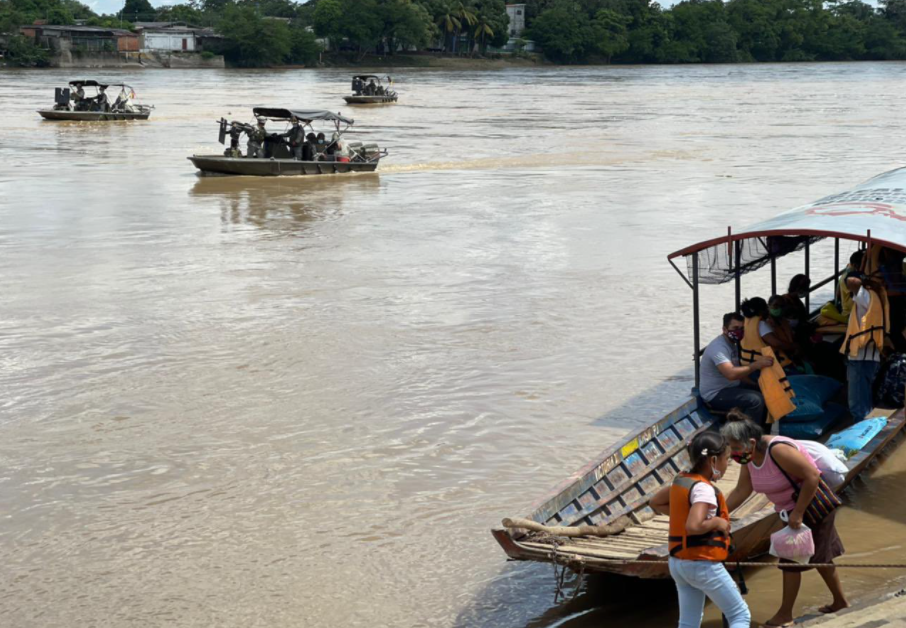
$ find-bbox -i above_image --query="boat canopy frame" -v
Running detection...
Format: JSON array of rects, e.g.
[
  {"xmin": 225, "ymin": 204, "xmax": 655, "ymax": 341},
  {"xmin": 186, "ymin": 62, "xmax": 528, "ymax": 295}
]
[
  {"xmin": 252, "ymin": 107, "xmax": 354, "ymax": 126},
  {"xmin": 667, "ymin": 166, "xmax": 906, "ymax": 392},
  {"xmin": 69, "ymin": 80, "xmax": 134, "ymax": 89},
  {"xmin": 352, "ymin": 74, "xmax": 389, "ymax": 83}
]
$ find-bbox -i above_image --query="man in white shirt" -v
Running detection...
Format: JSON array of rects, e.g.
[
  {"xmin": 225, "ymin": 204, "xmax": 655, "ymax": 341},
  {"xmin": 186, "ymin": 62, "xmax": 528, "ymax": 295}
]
[
  {"xmin": 700, "ymin": 312, "xmax": 773, "ymax": 425},
  {"xmin": 843, "ymin": 272, "xmax": 884, "ymax": 421}
]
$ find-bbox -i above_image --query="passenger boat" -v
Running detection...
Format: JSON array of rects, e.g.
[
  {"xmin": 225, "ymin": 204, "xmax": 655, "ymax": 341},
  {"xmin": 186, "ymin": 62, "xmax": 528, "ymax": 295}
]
[
  {"xmin": 188, "ymin": 108, "xmax": 387, "ymax": 177},
  {"xmin": 493, "ymin": 167, "xmax": 906, "ymax": 579},
  {"xmin": 37, "ymin": 80, "xmax": 153, "ymax": 121},
  {"xmin": 344, "ymin": 75, "xmax": 398, "ymax": 104}
]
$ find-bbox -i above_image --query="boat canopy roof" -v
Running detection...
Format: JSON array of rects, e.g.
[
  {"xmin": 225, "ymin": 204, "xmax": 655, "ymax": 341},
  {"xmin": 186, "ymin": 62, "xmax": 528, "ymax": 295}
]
[
  {"xmin": 353, "ymin": 74, "xmax": 384, "ymax": 81},
  {"xmin": 668, "ymin": 167, "xmax": 906, "ymax": 285},
  {"xmin": 252, "ymin": 107, "xmax": 354, "ymax": 125},
  {"xmin": 69, "ymin": 80, "xmax": 132, "ymax": 88}
]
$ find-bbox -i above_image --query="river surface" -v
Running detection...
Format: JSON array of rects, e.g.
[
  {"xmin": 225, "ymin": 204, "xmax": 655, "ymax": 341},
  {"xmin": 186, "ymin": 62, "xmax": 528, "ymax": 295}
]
[{"xmin": 3, "ymin": 63, "xmax": 906, "ymax": 628}]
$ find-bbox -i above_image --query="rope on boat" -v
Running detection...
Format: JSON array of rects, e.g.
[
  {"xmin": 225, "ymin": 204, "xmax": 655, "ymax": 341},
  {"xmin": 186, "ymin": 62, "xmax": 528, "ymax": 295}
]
[{"xmin": 541, "ymin": 534, "xmax": 906, "ymax": 602}]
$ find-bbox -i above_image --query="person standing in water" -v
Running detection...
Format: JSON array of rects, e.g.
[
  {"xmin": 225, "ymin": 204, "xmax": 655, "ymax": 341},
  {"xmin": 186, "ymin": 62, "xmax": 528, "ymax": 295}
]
[{"xmin": 650, "ymin": 432, "xmax": 750, "ymax": 628}]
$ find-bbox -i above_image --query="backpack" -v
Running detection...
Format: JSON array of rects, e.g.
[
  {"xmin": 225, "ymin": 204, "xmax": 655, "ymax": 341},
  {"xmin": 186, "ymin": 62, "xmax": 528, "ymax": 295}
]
[{"xmin": 875, "ymin": 352, "xmax": 906, "ymax": 408}]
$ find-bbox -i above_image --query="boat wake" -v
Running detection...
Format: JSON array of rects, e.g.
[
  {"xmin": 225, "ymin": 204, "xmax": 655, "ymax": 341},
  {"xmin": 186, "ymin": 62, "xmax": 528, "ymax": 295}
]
[{"xmin": 379, "ymin": 148, "xmax": 687, "ymax": 174}]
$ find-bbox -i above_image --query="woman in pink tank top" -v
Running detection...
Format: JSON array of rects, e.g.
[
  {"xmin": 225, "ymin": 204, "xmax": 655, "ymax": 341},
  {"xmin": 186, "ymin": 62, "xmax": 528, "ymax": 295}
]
[
  {"xmin": 720, "ymin": 410, "xmax": 848, "ymax": 627},
  {"xmin": 749, "ymin": 435, "xmax": 817, "ymax": 513}
]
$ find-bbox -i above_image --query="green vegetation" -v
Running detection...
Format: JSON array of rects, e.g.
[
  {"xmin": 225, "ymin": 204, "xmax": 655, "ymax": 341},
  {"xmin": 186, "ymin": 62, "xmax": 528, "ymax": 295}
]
[
  {"xmin": 526, "ymin": 0, "xmax": 906, "ymax": 63},
  {"xmin": 5, "ymin": 0, "xmax": 906, "ymax": 67},
  {"xmin": 3, "ymin": 33, "xmax": 50, "ymax": 65}
]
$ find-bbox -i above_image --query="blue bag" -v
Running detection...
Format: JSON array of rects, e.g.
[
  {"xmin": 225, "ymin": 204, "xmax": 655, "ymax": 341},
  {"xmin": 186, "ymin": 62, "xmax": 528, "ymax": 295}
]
[
  {"xmin": 825, "ymin": 417, "xmax": 888, "ymax": 456},
  {"xmin": 780, "ymin": 403, "xmax": 847, "ymax": 439},
  {"xmin": 788, "ymin": 375, "xmax": 843, "ymax": 406}
]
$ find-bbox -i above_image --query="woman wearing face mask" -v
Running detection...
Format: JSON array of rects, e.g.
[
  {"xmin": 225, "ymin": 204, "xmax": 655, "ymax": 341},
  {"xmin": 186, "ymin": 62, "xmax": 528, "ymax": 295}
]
[
  {"xmin": 721, "ymin": 410, "xmax": 848, "ymax": 627},
  {"xmin": 740, "ymin": 297, "xmax": 794, "ymax": 371},
  {"xmin": 650, "ymin": 432, "xmax": 750, "ymax": 628},
  {"xmin": 766, "ymin": 294, "xmax": 813, "ymax": 374},
  {"xmin": 784, "ymin": 274, "xmax": 811, "ymax": 331}
]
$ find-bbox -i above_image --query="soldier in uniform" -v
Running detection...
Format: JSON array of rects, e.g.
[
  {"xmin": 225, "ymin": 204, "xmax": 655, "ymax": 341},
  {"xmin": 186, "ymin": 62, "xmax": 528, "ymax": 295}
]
[
  {"xmin": 224, "ymin": 122, "xmax": 244, "ymax": 158},
  {"xmin": 283, "ymin": 116, "xmax": 306, "ymax": 160},
  {"xmin": 247, "ymin": 118, "xmax": 267, "ymax": 158},
  {"xmin": 71, "ymin": 84, "xmax": 86, "ymax": 110},
  {"xmin": 95, "ymin": 86, "xmax": 109, "ymax": 112}
]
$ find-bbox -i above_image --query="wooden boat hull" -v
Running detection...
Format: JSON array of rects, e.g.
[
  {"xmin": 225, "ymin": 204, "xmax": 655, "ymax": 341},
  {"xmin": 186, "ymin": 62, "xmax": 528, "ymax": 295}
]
[
  {"xmin": 343, "ymin": 95, "xmax": 397, "ymax": 104},
  {"xmin": 492, "ymin": 400, "xmax": 906, "ymax": 579},
  {"xmin": 188, "ymin": 155, "xmax": 380, "ymax": 177},
  {"xmin": 37, "ymin": 109, "xmax": 151, "ymax": 121}
]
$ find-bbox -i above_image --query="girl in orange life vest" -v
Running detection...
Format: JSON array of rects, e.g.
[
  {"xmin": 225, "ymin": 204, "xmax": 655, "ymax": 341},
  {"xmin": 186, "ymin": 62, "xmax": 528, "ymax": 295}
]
[{"xmin": 650, "ymin": 432, "xmax": 750, "ymax": 628}]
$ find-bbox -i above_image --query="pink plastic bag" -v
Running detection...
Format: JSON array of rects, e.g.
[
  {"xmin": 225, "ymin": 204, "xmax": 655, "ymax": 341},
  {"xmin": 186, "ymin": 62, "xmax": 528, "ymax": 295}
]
[{"xmin": 769, "ymin": 512, "xmax": 815, "ymax": 564}]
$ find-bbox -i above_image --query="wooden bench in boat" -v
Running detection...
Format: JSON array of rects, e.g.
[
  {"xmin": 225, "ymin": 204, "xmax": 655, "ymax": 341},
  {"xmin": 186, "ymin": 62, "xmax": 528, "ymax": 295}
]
[{"xmin": 492, "ymin": 401, "xmax": 905, "ymax": 579}]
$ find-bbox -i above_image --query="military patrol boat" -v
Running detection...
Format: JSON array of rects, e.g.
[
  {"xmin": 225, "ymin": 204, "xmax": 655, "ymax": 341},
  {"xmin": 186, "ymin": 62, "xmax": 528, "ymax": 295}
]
[
  {"xmin": 344, "ymin": 75, "xmax": 398, "ymax": 104},
  {"xmin": 188, "ymin": 108, "xmax": 387, "ymax": 177},
  {"xmin": 38, "ymin": 80, "xmax": 153, "ymax": 121}
]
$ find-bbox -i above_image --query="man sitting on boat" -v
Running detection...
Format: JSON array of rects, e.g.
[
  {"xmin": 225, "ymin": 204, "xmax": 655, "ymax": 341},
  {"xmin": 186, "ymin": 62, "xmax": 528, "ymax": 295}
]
[
  {"xmin": 699, "ymin": 312, "xmax": 772, "ymax": 425},
  {"xmin": 93, "ymin": 86, "xmax": 109, "ymax": 112}
]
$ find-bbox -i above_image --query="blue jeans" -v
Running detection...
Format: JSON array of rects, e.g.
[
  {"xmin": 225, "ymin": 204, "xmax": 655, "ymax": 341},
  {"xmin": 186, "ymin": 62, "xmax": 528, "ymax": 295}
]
[
  {"xmin": 847, "ymin": 359, "xmax": 880, "ymax": 422},
  {"xmin": 668, "ymin": 557, "xmax": 750, "ymax": 628}
]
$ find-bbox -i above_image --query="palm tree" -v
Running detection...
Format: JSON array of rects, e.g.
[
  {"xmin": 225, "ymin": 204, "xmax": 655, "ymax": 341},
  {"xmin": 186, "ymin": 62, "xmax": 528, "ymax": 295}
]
[
  {"xmin": 453, "ymin": 1, "xmax": 476, "ymax": 55},
  {"xmin": 436, "ymin": 3, "xmax": 461, "ymax": 53},
  {"xmin": 472, "ymin": 18, "xmax": 494, "ymax": 57}
]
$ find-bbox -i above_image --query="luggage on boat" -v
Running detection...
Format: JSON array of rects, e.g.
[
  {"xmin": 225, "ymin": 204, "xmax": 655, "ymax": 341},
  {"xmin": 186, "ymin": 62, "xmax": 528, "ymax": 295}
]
[
  {"xmin": 781, "ymin": 375, "xmax": 843, "ymax": 423},
  {"xmin": 826, "ymin": 417, "xmax": 888, "ymax": 457},
  {"xmin": 797, "ymin": 439, "xmax": 848, "ymax": 488},
  {"xmin": 780, "ymin": 403, "xmax": 847, "ymax": 440},
  {"xmin": 875, "ymin": 352, "xmax": 906, "ymax": 408}
]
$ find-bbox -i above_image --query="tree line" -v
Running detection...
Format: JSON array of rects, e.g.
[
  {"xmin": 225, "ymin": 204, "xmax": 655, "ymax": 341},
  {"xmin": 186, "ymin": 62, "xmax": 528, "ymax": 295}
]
[
  {"xmin": 525, "ymin": 0, "xmax": 906, "ymax": 63},
  {"xmin": 5, "ymin": 0, "xmax": 906, "ymax": 67},
  {"xmin": 0, "ymin": 0, "xmax": 512, "ymax": 67}
]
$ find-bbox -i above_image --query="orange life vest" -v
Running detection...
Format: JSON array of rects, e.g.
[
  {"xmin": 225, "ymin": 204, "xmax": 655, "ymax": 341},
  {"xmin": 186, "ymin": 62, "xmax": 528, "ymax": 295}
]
[
  {"xmin": 759, "ymin": 346, "xmax": 797, "ymax": 423},
  {"xmin": 668, "ymin": 473, "xmax": 731, "ymax": 562},
  {"xmin": 740, "ymin": 316, "xmax": 793, "ymax": 368}
]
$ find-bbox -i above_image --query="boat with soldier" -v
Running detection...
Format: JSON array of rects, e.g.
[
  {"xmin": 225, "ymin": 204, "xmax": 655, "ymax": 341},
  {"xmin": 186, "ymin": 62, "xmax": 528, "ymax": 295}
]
[
  {"xmin": 344, "ymin": 75, "xmax": 398, "ymax": 104},
  {"xmin": 188, "ymin": 107, "xmax": 388, "ymax": 177},
  {"xmin": 37, "ymin": 80, "xmax": 153, "ymax": 121}
]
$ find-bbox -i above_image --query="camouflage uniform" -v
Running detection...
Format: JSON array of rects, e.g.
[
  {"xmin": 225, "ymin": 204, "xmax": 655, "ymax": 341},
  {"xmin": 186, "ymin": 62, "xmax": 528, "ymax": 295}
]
[{"xmin": 247, "ymin": 123, "xmax": 267, "ymax": 159}]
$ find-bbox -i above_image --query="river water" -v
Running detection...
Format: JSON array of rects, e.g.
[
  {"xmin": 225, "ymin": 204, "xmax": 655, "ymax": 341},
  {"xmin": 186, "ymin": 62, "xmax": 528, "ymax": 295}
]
[{"xmin": 2, "ymin": 63, "xmax": 906, "ymax": 627}]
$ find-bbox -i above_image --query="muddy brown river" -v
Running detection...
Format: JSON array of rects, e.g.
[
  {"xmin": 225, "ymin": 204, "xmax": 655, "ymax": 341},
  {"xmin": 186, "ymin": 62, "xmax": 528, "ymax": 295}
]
[{"xmin": 3, "ymin": 64, "xmax": 906, "ymax": 627}]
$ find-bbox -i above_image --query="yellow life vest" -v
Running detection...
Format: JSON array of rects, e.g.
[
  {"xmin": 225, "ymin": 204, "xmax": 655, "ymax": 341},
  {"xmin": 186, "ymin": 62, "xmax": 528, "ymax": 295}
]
[
  {"xmin": 740, "ymin": 316, "xmax": 793, "ymax": 368},
  {"xmin": 841, "ymin": 287, "xmax": 889, "ymax": 358},
  {"xmin": 758, "ymin": 346, "xmax": 796, "ymax": 423}
]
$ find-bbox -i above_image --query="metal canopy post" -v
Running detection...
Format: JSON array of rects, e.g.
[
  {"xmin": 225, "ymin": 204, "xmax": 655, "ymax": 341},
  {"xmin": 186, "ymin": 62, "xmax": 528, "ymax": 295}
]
[
  {"xmin": 834, "ymin": 238, "xmax": 840, "ymax": 301},
  {"xmin": 692, "ymin": 253, "xmax": 701, "ymax": 394},
  {"xmin": 735, "ymin": 240, "xmax": 742, "ymax": 311},
  {"xmin": 805, "ymin": 240, "xmax": 810, "ymax": 311},
  {"xmin": 771, "ymin": 250, "xmax": 777, "ymax": 296}
]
